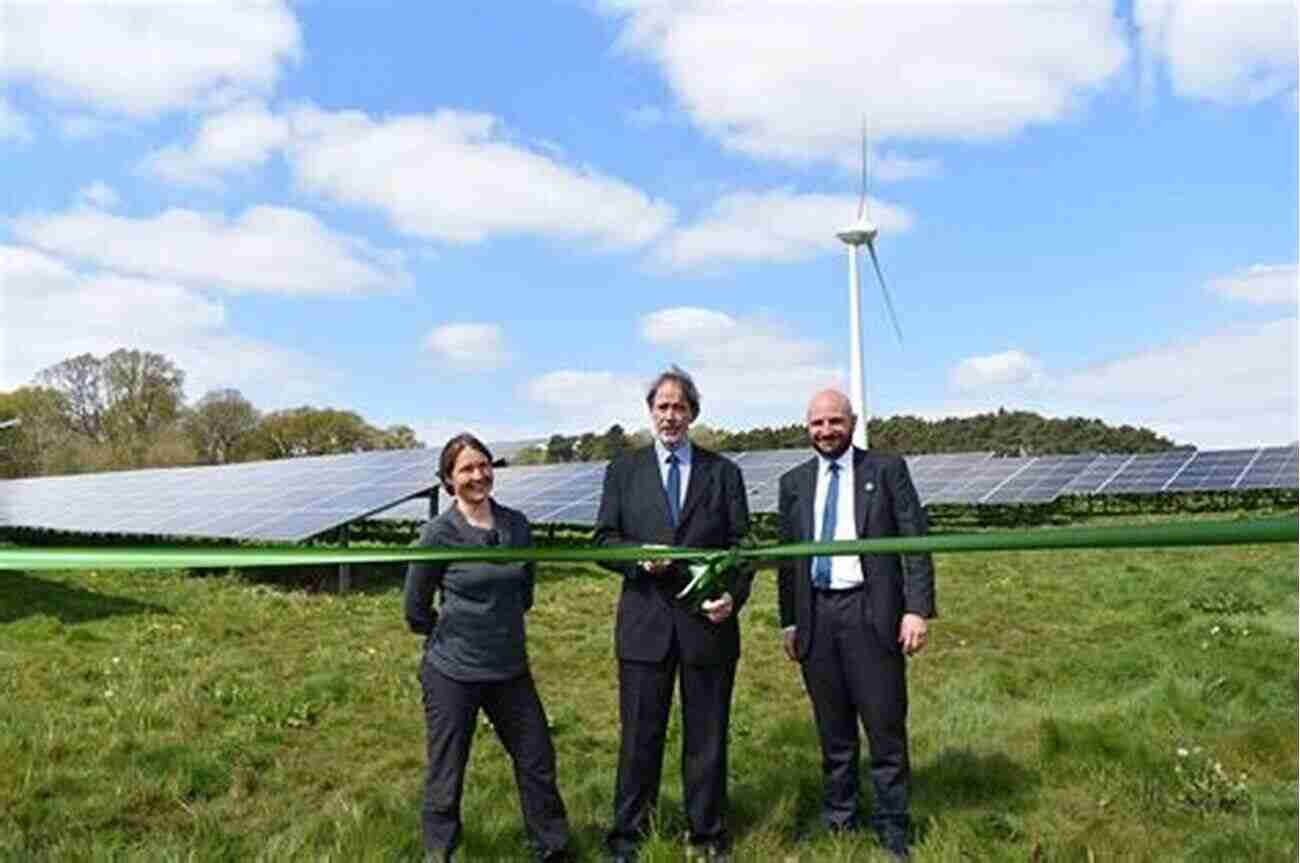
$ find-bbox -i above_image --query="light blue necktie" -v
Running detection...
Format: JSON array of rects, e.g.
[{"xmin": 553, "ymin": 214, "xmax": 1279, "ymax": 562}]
[
  {"xmin": 812, "ymin": 462, "xmax": 840, "ymax": 589},
  {"xmin": 666, "ymin": 453, "xmax": 682, "ymax": 527}
]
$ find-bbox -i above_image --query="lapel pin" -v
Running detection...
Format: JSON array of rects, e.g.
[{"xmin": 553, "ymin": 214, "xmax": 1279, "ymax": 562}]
[{"xmin": 864, "ymin": 481, "xmax": 875, "ymax": 492}]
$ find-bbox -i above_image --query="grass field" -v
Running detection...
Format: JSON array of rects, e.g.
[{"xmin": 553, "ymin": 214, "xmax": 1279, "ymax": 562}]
[{"xmin": 1, "ymin": 515, "xmax": 1296, "ymax": 861}]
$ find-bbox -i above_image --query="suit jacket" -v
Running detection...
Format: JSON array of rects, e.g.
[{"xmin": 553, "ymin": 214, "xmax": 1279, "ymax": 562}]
[
  {"xmin": 777, "ymin": 447, "xmax": 936, "ymax": 661},
  {"xmin": 594, "ymin": 445, "xmax": 753, "ymax": 665}
]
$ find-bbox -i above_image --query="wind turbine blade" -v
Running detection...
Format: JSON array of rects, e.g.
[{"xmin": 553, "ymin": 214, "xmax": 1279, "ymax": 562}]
[
  {"xmin": 866, "ymin": 239, "xmax": 904, "ymax": 344},
  {"xmin": 858, "ymin": 117, "xmax": 868, "ymax": 219}
]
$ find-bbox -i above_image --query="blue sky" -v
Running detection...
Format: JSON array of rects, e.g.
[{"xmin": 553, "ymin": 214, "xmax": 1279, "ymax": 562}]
[{"xmin": 3, "ymin": 1, "xmax": 1296, "ymax": 450}]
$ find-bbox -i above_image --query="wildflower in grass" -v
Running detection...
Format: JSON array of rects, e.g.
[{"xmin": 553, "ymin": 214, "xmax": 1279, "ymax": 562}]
[{"xmin": 1173, "ymin": 743, "xmax": 1250, "ymax": 813}]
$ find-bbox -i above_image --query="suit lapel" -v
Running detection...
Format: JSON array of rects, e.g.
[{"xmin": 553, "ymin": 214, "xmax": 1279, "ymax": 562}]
[
  {"xmin": 854, "ymin": 447, "xmax": 870, "ymax": 535},
  {"xmin": 798, "ymin": 457, "xmax": 817, "ymax": 541},
  {"xmin": 678, "ymin": 449, "xmax": 713, "ymax": 528},
  {"xmin": 639, "ymin": 446, "xmax": 676, "ymax": 530}
]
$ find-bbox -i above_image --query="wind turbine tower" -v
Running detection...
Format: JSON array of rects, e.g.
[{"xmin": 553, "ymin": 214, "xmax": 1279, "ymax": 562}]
[{"xmin": 837, "ymin": 123, "xmax": 903, "ymax": 450}]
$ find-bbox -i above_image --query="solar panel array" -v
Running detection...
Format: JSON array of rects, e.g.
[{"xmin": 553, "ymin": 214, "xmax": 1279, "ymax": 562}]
[
  {"xmin": 1, "ymin": 445, "xmax": 1294, "ymax": 541},
  {"xmin": 0, "ymin": 449, "xmax": 440, "ymax": 542}
]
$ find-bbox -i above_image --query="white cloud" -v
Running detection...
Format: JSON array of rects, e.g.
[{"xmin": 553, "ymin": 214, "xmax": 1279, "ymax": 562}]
[
  {"xmin": 522, "ymin": 308, "xmax": 845, "ymax": 433},
  {"xmin": 77, "ymin": 182, "xmax": 120, "ymax": 209},
  {"xmin": 57, "ymin": 114, "xmax": 114, "ymax": 140},
  {"xmin": 1136, "ymin": 0, "xmax": 1297, "ymax": 105},
  {"xmin": 1060, "ymin": 319, "xmax": 1297, "ymax": 447},
  {"xmin": 605, "ymin": 1, "xmax": 1127, "ymax": 164},
  {"xmin": 412, "ymin": 421, "xmax": 547, "ymax": 451},
  {"xmin": 12, "ymin": 205, "xmax": 409, "ymax": 296},
  {"xmin": 653, "ymin": 188, "xmax": 912, "ymax": 271},
  {"xmin": 1, "ymin": 3, "xmax": 300, "ymax": 117},
  {"xmin": 950, "ymin": 349, "xmax": 1043, "ymax": 392},
  {"xmin": 1207, "ymin": 263, "xmax": 1297, "ymax": 305},
  {"xmin": 641, "ymin": 307, "xmax": 843, "ymax": 423},
  {"xmin": 286, "ymin": 105, "xmax": 675, "ymax": 248},
  {"xmin": 142, "ymin": 101, "xmax": 290, "ymax": 186},
  {"xmin": 523, "ymin": 370, "xmax": 647, "ymax": 433},
  {"xmin": 0, "ymin": 95, "xmax": 32, "ymax": 141},
  {"xmin": 942, "ymin": 321, "xmax": 1298, "ymax": 448},
  {"xmin": 866, "ymin": 151, "xmax": 942, "ymax": 183},
  {"xmin": 423, "ymin": 323, "xmax": 511, "ymax": 371},
  {"xmin": 1, "ymin": 244, "xmax": 340, "ymax": 408}
]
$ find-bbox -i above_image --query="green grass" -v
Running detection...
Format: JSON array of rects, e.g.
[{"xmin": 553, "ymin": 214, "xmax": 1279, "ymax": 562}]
[{"xmin": 1, "ymin": 515, "xmax": 1296, "ymax": 861}]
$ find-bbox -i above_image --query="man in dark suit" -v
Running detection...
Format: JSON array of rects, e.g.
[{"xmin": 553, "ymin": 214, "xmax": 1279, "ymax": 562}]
[
  {"xmin": 595, "ymin": 366, "xmax": 752, "ymax": 863},
  {"xmin": 777, "ymin": 389, "xmax": 935, "ymax": 860}
]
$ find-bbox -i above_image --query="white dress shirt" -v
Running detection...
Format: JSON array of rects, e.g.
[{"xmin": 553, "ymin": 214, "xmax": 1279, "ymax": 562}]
[
  {"xmin": 654, "ymin": 438, "xmax": 692, "ymax": 511},
  {"xmin": 813, "ymin": 451, "xmax": 864, "ymax": 589}
]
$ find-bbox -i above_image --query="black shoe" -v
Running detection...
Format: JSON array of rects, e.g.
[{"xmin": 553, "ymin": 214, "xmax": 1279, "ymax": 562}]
[
  {"xmin": 685, "ymin": 842, "xmax": 731, "ymax": 862},
  {"xmin": 538, "ymin": 850, "xmax": 573, "ymax": 863},
  {"xmin": 877, "ymin": 830, "xmax": 911, "ymax": 860}
]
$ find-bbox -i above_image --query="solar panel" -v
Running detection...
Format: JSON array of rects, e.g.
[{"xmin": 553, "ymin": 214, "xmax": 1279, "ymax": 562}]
[
  {"xmin": 1162, "ymin": 448, "xmax": 1259, "ymax": 492},
  {"xmin": 1056, "ymin": 454, "xmax": 1133, "ymax": 497},
  {"xmin": 1235, "ymin": 445, "xmax": 1299, "ymax": 490},
  {"xmin": 0, "ymin": 448, "xmax": 441, "ymax": 542},
  {"xmin": 4, "ymin": 444, "xmax": 1295, "ymax": 541},
  {"xmin": 926, "ymin": 457, "xmax": 1036, "ymax": 504},
  {"xmin": 983, "ymin": 454, "xmax": 1104, "ymax": 504},
  {"xmin": 1096, "ymin": 451, "xmax": 1197, "ymax": 494},
  {"xmin": 906, "ymin": 452, "xmax": 994, "ymax": 504},
  {"xmin": 725, "ymin": 449, "xmax": 813, "ymax": 513}
]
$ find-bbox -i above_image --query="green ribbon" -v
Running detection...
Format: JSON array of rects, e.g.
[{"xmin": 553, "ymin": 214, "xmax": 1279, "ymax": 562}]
[{"xmin": 0, "ymin": 517, "xmax": 1293, "ymax": 576}]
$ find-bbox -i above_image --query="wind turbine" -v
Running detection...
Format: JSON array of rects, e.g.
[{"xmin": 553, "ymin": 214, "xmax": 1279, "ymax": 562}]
[{"xmin": 836, "ymin": 121, "xmax": 903, "ymax": 449}]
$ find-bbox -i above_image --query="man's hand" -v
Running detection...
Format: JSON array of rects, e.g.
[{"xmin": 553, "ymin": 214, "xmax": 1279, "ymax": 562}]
[
  {"xmin": 639, "ymin": 544, "xmax": 671, "ymax": 574},
  {"xmin": 898, "ymin": 613, "xmax": 928, "ymax": 656},
  {"xmin": 700, "ymin": 592, "xmax": 734, "ymax": 624},
  {"xmin": 782, "ymin": 627, "xmax": 797, "ymax": 662}
]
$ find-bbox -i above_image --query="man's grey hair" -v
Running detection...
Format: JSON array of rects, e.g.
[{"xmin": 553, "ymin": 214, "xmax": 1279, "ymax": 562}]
[{"xmin": 645, "ymin": 365, "xmax": 700, "ymax": 418}]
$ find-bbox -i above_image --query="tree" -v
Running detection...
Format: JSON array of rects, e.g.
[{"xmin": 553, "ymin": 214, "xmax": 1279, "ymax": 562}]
[
  {"xmin": 0, "ymin": 386, "xmax": 73, "ymax": 477},
  {"xmin": 35, "ymin": 349, "xmax": 187, "ymax": 466},
  {"xmin": 510, "ymin": 445, "xmax": 547, "ymax": 466},
  {"xmin": 247, "ymin": 407, "xmax": 378, "ymax": 459},
  {"xmin": 546, "ymin": 434, "xmax": 575, "ymax": 463},
  {"xmin": 573, "ymin": 432, "xmax": 598, "ymax": 462},
  {"xmin": 184, "ymin": 389, "xmax": 260, "ymax": 464},
  {"xmin": 369, "ymin": 424, "xmax": 422, "ymax": 451},
  {"xmin": 36, "ymin": 353, "xmax": 106, "ymax": 441},
  {"xmin": 101, "ymin": 349, "xmax": 185, "ymax": 442},
  {"xmin": 600, "ymin": 423, "xmax": 630, "ymax": 459}
]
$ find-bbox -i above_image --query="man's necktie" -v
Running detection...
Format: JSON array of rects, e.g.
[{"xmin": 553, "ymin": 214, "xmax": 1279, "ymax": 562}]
[
  {"xmin": 812, "ymin": 462, "xmax": 840, "ymax": 589},
  {"xmin": 666, "ymin": 453, "xmax": 682, "ymax": 527}
]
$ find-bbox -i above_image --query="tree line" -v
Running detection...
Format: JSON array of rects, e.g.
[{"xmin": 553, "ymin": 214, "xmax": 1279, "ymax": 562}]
[
  {"xmin": 1, "ymin": 349, "xmax": 1178, "ymax": 480},
  {"xmin": 0, "ymin": 350, "xmax": 420, "ymax": 479},
  {"xmin": 517, "ymin": 409, "xmax": 1176, "ymax": 466}
]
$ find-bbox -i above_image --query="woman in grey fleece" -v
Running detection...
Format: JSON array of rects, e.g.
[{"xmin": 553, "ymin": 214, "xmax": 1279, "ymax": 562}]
[{"xmin": 404, "ymin": 433, "xmax": 571, "ymax": 863}]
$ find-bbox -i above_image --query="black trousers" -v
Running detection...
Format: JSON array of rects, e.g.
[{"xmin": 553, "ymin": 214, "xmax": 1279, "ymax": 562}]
[
  {"xmin": 607, "ymin": 644, "xmax": 737, "ymax": 854},
  {"xmin": 419, "ymin": 661, "xmax": 570, "ymax": 856},
  {"xmin": 800, "ymin": 587, "xmax": 911, "ymax": 835}
]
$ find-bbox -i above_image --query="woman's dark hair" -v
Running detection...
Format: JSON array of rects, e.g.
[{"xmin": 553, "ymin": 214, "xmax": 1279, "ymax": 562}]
[{"xmin": 438, "ymin": 433, "xmax": 494, "ymax": 494}]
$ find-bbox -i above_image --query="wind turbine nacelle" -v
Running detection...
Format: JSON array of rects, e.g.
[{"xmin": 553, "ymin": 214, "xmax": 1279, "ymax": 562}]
[{"xmin": 836, "ymin": 218, "xmax": 878, "ymax": 246}]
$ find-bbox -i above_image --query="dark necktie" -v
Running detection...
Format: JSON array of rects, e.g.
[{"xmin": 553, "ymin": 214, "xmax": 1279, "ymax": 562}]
[
  {"xmin": 666, "ymin": 453, "xmax": 682, "ymax": 527},
  {"xmin": 812, "ymin": 462, "xmax": 840, "ymax": 589}
]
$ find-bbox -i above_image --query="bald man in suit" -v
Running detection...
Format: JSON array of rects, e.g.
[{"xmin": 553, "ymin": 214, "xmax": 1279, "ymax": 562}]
[{"xmin": 777, "ymin": 389, "xmax": 935, "ymax": 860}]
